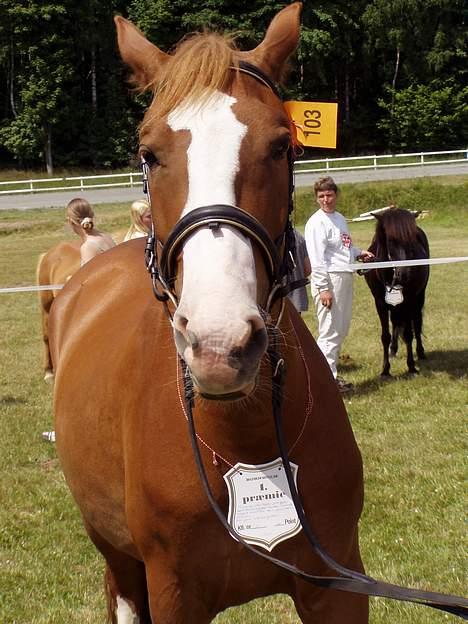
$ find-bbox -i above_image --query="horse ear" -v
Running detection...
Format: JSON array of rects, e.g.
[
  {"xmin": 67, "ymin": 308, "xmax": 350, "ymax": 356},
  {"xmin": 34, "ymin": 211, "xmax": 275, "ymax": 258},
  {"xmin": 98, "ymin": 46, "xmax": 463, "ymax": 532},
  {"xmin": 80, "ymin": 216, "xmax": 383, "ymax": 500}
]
[
  {"xmin": 247, "ymin": 2, "xmax": 302, "ymax": 82},
  {"xmin": 114, "ymin": 16, "xmax": 169, "ymax": 89}
]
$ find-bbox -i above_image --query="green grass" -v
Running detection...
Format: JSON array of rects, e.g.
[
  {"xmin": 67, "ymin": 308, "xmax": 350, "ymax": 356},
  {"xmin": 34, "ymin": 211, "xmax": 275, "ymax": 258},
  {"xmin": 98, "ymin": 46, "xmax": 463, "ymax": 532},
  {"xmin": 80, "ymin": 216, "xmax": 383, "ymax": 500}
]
[{"xmin": 0, "ymin": 178, "xmax": 467, "ymax": 623}]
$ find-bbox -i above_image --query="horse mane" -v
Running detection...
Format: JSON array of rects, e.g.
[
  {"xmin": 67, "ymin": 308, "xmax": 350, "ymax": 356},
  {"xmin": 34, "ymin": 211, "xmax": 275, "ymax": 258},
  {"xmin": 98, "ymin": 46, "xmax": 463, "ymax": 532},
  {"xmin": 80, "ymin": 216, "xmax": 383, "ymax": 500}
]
[{"xmin": 143, "ymin": 32, "xmax": 239, "ymax": 125}]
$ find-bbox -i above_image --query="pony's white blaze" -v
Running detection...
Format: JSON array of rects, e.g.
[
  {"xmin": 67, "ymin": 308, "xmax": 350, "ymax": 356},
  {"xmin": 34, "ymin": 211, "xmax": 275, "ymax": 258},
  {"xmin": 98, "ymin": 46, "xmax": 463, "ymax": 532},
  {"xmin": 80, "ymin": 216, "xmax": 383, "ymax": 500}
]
[
  {"xmin": 169, "ymin": 93, "xmax": 264, "ymax": 391},
  {"xmin": 116, "ymin": 596, "xmax": 140, "ymax": 623}
]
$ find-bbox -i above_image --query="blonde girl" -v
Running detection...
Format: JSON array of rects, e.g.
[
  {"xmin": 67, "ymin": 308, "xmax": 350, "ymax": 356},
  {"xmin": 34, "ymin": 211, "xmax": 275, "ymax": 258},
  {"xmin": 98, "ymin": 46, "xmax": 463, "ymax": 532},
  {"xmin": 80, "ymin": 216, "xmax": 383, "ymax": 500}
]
[{"xmin": 123, "ymin": 199, "xmax": 152, "ymax": 241}]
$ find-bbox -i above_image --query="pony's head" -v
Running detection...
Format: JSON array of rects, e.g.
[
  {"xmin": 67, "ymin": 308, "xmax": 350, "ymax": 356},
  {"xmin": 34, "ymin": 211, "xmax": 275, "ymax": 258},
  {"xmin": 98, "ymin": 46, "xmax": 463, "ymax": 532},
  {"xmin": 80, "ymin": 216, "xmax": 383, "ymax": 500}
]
[
  {"xmin": 372, "ymin": 207, "xmax": 425, "ymax": 285},
  {"xmin": 115, "ymin": 4, "xmax": 301, "ymax": 399}
]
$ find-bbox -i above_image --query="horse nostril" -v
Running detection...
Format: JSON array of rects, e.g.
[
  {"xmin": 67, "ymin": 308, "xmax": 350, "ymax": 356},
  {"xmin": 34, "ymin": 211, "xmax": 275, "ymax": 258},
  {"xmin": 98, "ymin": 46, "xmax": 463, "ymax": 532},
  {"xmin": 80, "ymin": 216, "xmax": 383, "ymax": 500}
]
[
  {"xmin": 228, "ymin": 347, "xmax": 243, "ymax": 370},
  {"xmin": 227, "ymin": 327, "xmax": 268, "ymax": 371}
]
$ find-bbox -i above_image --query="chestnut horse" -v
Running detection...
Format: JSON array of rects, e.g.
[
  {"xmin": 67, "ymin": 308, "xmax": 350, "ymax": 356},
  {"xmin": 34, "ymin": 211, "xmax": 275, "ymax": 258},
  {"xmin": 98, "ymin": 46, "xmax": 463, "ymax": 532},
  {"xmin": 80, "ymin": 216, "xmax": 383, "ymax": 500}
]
[
  {"xmin": 50, "ymin": 5, "xmax": 368, "ymax": 622},
  {"xmin": 365, "ymin": 208, "xmax": 430, "ymax": 377},
  {"xmin": 36, "ymin": 241, "xmax": 80, "ymax": 381}
]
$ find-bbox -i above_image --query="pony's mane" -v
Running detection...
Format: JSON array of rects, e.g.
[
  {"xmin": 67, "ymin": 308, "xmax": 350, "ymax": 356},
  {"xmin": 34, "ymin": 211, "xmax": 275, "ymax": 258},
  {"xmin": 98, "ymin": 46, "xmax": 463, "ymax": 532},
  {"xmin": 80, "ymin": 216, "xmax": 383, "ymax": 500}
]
[
  {"xmin": 142, "ymin": 32, "xmax": 239, "ymax": 126},
  {"xmin": 376, "ymin": 208, "xmax": 419, "ymax": 248}
]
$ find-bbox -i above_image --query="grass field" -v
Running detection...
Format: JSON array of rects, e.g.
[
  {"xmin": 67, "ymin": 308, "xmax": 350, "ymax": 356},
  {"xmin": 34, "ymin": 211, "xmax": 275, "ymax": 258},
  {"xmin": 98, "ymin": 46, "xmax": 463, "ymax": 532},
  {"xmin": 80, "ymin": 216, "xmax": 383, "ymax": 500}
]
[{"xmin": 0, "ymin": 177, "xmax": 466, "ymax": 623}]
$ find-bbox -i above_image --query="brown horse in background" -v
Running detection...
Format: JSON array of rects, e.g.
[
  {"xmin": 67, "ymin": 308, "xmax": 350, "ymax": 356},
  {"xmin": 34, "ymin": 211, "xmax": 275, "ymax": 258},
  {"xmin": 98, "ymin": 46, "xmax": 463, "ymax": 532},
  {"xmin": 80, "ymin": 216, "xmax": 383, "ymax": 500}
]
[
  {"xmin": 36, "ymin": 241, "xmax": 80, "ymax": 381},
  {"xmin": 50, "ymin": 5, "xmax": 368, "ymax": 623}
]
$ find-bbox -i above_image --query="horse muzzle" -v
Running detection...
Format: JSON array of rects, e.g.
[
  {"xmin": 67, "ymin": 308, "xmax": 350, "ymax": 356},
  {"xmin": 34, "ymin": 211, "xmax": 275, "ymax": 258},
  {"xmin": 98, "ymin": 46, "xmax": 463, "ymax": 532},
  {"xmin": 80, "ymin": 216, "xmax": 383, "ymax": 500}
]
[{"xmin": 174, "ymin": 319, "xmax": 268, "ymax": 399}]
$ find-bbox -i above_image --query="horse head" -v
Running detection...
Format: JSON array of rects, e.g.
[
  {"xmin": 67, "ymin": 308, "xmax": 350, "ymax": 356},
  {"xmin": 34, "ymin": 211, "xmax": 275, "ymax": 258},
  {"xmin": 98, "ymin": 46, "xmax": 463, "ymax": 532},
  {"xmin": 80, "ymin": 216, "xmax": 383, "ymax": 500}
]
[
  {"xmin": 115, "ymin": 4, "xmax": 301, "ymax": 399},
  {"xmin": 372, "ymin": 207, "xmax": 425, "ymax": 286}
]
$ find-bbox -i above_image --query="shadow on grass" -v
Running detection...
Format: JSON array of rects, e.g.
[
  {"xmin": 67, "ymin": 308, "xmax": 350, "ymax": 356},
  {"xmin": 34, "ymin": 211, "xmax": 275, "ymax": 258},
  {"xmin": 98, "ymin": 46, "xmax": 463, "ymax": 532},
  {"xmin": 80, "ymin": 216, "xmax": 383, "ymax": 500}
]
[
  {"xmin": 0, "ymin": 395, "xmax": 27, "ymax": 406},
  {"xmin": 418, "ymin": 349, "xmax": 468, "ymax": 380},
  {"xmin": 350, "ymin": 349, "xmax": 467, "ymax": 397},
  {"xmin": 350, "ymin": 376, "xmax": 396, "ymax": 397}
]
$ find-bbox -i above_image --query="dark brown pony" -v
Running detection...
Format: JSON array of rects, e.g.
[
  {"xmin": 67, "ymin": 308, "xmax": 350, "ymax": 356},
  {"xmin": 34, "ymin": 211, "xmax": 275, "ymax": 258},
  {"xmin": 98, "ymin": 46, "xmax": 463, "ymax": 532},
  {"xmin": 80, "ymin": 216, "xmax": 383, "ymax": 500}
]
[
  {"xmin": 36, "ymin": 241, "xmax": 80, "ymax": 381},
  {"xmin": 365, "ymin": 207, "xmax": 430, "ymax": 377},
  {"xmin": 50, "ymin": 5, "xmax": 368, "ymax": 622}
]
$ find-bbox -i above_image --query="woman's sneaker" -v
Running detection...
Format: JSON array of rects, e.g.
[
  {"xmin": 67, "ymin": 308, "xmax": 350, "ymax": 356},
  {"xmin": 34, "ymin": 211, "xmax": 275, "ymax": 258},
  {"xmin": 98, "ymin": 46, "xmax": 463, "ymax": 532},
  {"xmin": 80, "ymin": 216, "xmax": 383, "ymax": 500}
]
[{"xmin": 336, "ymin": 377, "xmax": 354, "ymax": 393}]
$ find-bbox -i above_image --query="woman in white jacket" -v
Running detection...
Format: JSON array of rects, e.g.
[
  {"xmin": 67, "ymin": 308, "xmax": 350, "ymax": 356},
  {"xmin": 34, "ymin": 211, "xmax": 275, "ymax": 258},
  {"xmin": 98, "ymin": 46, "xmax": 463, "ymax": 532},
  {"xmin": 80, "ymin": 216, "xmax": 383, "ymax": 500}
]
[{"xmin": 305, "ymin": 177, "xmax": 373, "ymax": 392}]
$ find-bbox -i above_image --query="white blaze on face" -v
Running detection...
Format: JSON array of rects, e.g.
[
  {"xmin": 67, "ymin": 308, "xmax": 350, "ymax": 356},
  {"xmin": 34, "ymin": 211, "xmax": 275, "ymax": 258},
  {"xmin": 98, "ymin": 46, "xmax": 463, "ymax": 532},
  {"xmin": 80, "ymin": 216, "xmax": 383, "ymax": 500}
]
[
  {"xmin": 116, "ymin": 596, "xmax": 140, "ymax": 623},
  {"xmin": 168, "ymin": 93, "xmax": 261, "ymax": 360}
]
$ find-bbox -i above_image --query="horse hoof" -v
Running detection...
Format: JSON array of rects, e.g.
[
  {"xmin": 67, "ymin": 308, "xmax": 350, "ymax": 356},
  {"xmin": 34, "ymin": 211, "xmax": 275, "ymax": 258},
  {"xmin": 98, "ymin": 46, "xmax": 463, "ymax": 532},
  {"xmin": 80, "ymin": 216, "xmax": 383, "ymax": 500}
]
[
  {"xmin": 44, "ymin": 371, "xmax": 55, "ymax": 384},
  {"xmin": 390, "ymin": 350, "xmax": 397, "ymax": 358},
  {"xmin": 407, "ymin": 368, "xmax": 419, "ymax": 375},
  {"xmin": 380, "ymin": 373, "xmax": 392, "ymax": 380}
]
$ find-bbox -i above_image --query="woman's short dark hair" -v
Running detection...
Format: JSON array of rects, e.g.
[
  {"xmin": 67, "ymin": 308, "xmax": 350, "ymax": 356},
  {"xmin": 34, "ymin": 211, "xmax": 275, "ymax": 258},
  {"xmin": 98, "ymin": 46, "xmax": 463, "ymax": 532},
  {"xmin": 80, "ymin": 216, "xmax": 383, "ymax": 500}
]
[{"xmin": 314, "ymin": 176, "xmax": 338, "ymax": 195}]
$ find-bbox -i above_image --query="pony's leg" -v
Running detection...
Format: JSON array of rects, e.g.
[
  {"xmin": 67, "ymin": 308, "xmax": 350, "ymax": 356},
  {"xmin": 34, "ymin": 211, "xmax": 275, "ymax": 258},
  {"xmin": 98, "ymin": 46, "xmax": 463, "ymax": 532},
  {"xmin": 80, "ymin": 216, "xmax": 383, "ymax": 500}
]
[
  {"xmin": 292, "ymin": 546, "xmax": 369, "ymax": 623},
  {"xmin": 84, "ymin": 523, "xmax": 151, "ymax": 624},
  {"xmin": 390, "ymin": 324, "xmax": 399, "ymax": 357},
  {"xmin": 402, "ymin": 322, "xmax": 418, "ymax": 374},
  {"xmin": 376, "ymin": 301, "xmax": 391, "ymax": 377},
  {"xmin": 40, "ymin": 295, "xmax": 54, "ymax": 383},
  {"xmin": 413, "ymin": 295, "xmax": 426, "ymax": 360}
]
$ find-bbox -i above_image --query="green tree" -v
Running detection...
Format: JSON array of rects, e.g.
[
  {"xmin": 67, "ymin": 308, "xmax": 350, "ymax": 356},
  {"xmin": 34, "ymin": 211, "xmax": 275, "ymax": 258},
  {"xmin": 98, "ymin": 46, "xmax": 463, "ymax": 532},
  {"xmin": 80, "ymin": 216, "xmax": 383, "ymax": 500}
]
[
  {"xmin": 378, "ymin": 81, "xmax": 468, "ymax": 151},
  {"xmin": 362, "ymin": 0, "xmax": 467, "ymax": 122},
  {"xmin": 0, "ymin": 1, "xmax": 76, "ymax": 173}
]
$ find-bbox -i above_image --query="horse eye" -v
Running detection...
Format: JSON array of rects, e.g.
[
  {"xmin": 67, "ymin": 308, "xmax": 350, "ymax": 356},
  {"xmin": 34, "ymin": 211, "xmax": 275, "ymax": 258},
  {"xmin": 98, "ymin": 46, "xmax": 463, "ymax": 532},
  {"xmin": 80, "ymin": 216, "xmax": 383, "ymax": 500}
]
[
  {"xmin": 139, "ymin": 148, "xmax": 160, "ymax": 169},
  {"xmin": 271, "ymin": 138, "xmax": 290, "ymax": 161}
]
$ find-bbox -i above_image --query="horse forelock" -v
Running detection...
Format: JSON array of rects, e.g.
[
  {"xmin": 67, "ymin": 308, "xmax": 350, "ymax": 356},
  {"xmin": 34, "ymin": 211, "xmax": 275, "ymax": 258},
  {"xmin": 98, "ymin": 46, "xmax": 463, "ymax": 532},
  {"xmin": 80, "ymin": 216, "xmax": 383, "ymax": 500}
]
[
  {"xmin": 378, "ymin": 209, "xmax": 419, "ymax": 248},
  {"xmin": 142, "ymin": 33, "xmax": 239, "ymax": 128}
]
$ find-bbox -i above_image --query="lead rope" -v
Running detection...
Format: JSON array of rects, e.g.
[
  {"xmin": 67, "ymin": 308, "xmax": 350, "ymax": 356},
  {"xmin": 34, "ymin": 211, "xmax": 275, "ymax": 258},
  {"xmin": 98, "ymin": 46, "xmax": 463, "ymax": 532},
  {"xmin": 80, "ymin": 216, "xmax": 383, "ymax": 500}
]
[{"xmin": 181, "ymin": 349, "xmax": 468, "ymax": 619}]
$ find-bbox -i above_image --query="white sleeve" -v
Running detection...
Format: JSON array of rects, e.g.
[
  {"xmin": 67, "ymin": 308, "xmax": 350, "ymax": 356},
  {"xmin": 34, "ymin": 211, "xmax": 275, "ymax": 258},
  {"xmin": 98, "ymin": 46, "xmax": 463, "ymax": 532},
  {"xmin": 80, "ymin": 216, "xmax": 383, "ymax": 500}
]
[{"xmin": 305, "ymin": 217, "xmax": 330, "ymax": 291}]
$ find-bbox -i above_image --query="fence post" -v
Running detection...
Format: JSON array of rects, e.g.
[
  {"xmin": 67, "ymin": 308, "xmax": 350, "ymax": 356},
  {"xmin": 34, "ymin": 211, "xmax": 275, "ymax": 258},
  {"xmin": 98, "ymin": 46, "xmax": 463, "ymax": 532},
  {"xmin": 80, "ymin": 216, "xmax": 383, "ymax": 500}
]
[{"xmin": 373, "ymin": 156, "xmax": 377, "ymax": 170}]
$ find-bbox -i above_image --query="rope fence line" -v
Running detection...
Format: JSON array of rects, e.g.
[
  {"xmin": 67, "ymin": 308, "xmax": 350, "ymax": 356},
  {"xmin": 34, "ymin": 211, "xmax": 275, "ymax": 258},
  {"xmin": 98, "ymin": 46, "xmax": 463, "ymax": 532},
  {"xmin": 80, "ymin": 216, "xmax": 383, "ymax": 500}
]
[{"xmin": 1, "ymin": 257, "xmax": 467, "ymax": 294}]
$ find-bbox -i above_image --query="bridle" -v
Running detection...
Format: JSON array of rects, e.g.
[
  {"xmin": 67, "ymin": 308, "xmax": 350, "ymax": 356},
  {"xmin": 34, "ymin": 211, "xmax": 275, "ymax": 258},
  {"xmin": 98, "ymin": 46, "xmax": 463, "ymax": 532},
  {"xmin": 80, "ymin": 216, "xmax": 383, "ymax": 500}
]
[
  {"xmin": 140, "ymin": 60, "xmax": 468, "ymax": 620},
  {"xmin": 143, "ymin": 60, "xmax": 306, "ymax": 323}
]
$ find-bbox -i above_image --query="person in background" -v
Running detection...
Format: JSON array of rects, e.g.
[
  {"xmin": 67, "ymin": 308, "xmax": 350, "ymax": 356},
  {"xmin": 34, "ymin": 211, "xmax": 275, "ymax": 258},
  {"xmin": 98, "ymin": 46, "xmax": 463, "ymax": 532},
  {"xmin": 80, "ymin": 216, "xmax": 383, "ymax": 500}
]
[
  {"xmin": 304, "ymin": 176, "xmax": 374, "ymax": 393},
  {"xmin": 124, "ymin": 199, "xmax": 152, "ymax": 241},
  {"xmin": 287, "ymin": 229, "xmax": 311, "ymax": 314},
  {"xmin": 66, "ymin": 197, "xmax": 115, "ymax": 265},
  {"xmin": 42, "ymin": 198, "xmax": 115, "ymax": 443}
]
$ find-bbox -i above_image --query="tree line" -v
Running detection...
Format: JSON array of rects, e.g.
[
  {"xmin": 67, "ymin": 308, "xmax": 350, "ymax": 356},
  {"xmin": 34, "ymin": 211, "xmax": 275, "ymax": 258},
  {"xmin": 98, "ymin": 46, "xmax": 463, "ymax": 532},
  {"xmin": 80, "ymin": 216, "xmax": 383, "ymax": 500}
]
[{"xmin": 0, "ymin": 0, "xmax": 466, "ymax": 173}]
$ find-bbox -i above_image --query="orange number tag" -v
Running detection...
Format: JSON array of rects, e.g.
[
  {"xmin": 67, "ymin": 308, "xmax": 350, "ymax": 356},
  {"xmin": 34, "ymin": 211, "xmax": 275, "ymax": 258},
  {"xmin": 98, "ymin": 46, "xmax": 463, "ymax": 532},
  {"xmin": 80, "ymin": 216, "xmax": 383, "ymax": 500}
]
[{"xmin": 284, "ymin": 101, "xmax": 338, "ymax": 149}]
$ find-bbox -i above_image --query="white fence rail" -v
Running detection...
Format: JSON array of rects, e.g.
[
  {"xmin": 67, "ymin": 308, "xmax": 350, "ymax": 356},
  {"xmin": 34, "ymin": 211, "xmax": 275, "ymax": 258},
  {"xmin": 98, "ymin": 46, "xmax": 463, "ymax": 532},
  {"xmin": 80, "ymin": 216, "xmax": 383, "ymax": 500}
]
[{"xmin": 0, "ymin": 148, "xmax": 467, "ymax": 195}]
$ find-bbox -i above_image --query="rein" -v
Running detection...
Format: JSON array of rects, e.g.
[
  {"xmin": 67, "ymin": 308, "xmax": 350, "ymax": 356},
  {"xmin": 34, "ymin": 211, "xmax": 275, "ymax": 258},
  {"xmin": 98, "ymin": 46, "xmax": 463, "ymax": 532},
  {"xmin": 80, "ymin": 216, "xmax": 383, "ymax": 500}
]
[
  {"xmin": 143, "ymin": 61, "xmax": 468, "ymax": 619},
  {"xmin": 181, "ymin": 353, "xmax": 468, "ymax": 619}
]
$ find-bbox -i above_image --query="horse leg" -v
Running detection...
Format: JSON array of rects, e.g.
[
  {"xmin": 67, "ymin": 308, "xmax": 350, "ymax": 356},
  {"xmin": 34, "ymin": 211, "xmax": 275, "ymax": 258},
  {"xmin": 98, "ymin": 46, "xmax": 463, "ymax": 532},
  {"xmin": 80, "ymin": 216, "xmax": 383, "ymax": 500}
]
[
  {"xmin": 403, "ymin": 321, "xmax": 418, "ymax": 374},
  {"xmin": 376, "ymin": 301, "xmax": 391, "ymax": 377},
  {"xmin": 413, "ymin": 294, "xmax": 426, "ymax": 360},
  {"xmin": 84, "ymin": 523, "xmax": 151, "ymax": 623},
  {"xmin": 40, "ymin": 293, "xmax": 55, "ymax": 383},
  {"xmin": 145, "ymin": 561, "xmax": 212, "ymax": 624},
  {"xmin": 292, "ymin": 543, "xmax": 369, "ymax": 623},
  {"xmin": 390, "ymin": 324, "xmax": 399, "ymax": 357}
]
